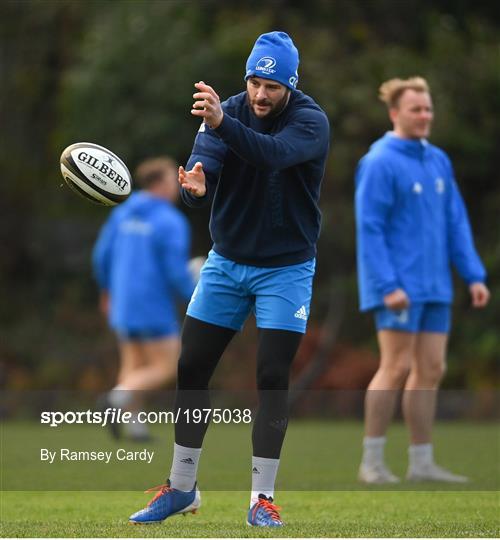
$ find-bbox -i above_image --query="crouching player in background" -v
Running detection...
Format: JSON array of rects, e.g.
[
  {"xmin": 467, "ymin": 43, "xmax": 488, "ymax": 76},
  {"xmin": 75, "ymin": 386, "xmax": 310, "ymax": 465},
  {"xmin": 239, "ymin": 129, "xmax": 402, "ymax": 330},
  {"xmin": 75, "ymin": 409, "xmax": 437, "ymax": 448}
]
[
  {"xmin": 355, "ymin": 77, "xmax": 490, "ymax": 484},
  {"xmin": 128, "ymin": 31, "xmax": 330, "ymax": 526},
  {"xmin": 93, "ymin": 157, "xmax": 196, "ymax": 441}
]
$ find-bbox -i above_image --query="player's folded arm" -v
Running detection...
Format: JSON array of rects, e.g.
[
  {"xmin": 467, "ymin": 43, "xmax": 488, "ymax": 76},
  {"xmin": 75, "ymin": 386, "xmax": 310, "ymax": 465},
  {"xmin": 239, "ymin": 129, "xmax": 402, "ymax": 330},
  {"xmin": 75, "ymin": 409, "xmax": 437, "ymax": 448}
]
[{"xmin": 214, "ymin": 108, "xmax": 329, "ymax": 171}]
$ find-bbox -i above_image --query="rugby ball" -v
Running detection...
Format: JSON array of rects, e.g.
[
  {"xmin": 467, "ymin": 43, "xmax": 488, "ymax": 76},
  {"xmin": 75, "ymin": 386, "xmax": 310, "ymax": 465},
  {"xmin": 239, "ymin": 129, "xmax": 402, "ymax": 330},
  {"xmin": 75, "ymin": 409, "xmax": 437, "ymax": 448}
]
[{"xmin": 60, "ymin": 142, "xmax": 132, "ymax": 206}]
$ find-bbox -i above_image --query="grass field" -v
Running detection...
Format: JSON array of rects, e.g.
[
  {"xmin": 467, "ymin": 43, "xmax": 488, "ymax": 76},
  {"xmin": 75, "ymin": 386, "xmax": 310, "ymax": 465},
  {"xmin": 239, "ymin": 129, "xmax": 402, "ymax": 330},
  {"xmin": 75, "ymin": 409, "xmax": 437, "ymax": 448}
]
[
  {"xmin": 1, "ymin": 490, "xmax": 498, "ymax": 537},
  {"xmin": 1, "ymin": 420, "xmax": 498, "ymax": 536}
]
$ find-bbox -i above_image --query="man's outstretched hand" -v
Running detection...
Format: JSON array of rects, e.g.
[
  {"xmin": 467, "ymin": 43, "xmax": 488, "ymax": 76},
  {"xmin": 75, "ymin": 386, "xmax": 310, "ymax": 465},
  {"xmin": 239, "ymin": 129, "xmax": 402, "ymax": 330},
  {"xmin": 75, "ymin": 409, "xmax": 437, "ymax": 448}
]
[{"xmin": 178, "ymin": 162, "xmax": 206, "ymax": 198}]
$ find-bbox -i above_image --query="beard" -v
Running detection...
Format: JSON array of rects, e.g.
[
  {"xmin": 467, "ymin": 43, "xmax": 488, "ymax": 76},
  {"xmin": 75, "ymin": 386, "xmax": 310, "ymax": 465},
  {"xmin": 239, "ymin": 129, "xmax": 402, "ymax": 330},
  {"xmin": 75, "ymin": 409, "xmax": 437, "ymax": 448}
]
[{"xmin": 247, "ymin": 90, "xmax": 291, "ymax": 119}]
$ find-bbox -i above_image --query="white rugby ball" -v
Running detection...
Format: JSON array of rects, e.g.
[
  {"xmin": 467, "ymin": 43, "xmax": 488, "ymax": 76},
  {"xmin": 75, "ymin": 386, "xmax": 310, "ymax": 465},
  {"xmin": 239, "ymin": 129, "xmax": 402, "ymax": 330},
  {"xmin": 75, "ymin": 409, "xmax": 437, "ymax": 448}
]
[{"xmin": 60, "ymin": 142, "xmax": 132, "ymax": 206}]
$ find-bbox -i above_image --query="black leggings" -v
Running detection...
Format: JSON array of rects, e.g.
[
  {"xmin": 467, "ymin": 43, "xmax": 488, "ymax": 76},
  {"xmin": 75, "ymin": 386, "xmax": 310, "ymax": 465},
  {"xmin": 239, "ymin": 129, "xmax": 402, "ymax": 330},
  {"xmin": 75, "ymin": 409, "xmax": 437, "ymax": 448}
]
[{"xmin": 175, "ymin": 316, "xmax": 302, "ymax": 458}]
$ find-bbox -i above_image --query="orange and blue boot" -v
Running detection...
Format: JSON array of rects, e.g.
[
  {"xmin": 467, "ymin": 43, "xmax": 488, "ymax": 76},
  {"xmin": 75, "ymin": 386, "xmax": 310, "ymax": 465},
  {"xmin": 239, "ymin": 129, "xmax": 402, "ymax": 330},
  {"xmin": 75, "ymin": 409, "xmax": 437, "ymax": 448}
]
[
  {"xmin": 129, "ymin": 480, "xmax": 200, "ymax": 524},
  {"xmin": 247, "ymin": 494, "xmax": 283, "ymax": 527}
]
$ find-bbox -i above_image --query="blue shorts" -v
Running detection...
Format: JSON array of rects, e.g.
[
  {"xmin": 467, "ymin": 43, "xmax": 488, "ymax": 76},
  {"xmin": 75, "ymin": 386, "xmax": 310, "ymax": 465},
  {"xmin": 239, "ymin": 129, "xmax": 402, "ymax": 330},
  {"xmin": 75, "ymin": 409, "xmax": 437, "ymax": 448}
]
[
  {"xmin": 374, "ymin": 302, "xmax": 451, "ymax": 333},
  {"xmin": 187, "ymin": 250, "xmax": 316, "ymax": 333},
  {"xmin": 116, "ymin": 324, "xmax": 179, "ymax": 342}
]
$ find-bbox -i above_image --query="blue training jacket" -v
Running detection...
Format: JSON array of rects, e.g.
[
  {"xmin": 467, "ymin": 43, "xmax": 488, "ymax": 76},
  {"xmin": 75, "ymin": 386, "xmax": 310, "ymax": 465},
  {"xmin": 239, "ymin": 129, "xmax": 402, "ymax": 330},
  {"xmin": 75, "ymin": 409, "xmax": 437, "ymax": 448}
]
[
  {"xmin": 92, "ymin": 191, "xmax": 195, "ymax": 331},
  {"xmin": 355, "ymin": 132, "xmax": 486, "ymax": 311},
  {"xmin": 181, "ymin": 90, "xmax": 330, "ymax": 267}
]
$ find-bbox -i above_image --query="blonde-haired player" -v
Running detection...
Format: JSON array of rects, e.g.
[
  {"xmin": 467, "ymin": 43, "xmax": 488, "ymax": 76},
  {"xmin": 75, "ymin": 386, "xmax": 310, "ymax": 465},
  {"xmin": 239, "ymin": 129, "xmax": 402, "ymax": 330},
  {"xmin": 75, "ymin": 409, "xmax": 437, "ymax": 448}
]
[{"xmin": 355, "ymin": 76, "xmax": 490, "ymax": 483}]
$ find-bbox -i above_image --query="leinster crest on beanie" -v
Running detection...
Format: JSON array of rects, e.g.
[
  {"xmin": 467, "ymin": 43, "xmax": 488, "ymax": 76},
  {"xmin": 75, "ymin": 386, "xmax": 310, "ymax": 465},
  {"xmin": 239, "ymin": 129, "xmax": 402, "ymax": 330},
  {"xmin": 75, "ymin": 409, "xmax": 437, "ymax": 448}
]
[{"xmin": 244, "ymin": 31, "xmax": 299, "ymax": 91}]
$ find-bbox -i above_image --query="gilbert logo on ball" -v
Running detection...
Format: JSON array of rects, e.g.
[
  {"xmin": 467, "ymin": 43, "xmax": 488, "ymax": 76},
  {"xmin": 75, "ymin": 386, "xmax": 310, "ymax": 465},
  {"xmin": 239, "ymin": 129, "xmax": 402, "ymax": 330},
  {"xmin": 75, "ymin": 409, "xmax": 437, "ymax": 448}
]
[{"xmin": 60, "ymin": 142, "xmax": 132, "ymax": 206}]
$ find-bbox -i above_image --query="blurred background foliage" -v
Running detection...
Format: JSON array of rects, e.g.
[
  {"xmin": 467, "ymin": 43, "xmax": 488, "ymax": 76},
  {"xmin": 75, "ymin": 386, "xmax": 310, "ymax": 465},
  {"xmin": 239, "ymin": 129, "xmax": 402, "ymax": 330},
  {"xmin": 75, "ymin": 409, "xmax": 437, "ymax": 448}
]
[{"xmin": 1, "ymin": 0, "xmax": 499, "ymax": 394}]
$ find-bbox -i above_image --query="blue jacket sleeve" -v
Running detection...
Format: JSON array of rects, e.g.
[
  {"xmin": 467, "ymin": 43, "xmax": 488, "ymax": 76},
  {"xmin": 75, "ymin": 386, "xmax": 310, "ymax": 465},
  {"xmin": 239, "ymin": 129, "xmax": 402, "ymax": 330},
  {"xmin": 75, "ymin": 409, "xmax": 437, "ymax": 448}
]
[
  {"xmin": 155, "ymin": 213, "xmax": 196, "ymax": 302},
  {"xmin": 213, "ymin": 107, "xmax": 329, "ymax": 171},
  {"xmin": 355, "ymin": 157, "xmax": 399, "ymax": 296},
  {"xmin": 181, "ymin": 122, "xmax": 228, "ymax": 208},
  {"xmin": 445, "ymin": 160, "xmax": 487, "ymax": 284},
  {"xmin": 92, "ymin": 212, "xmax": 118, "ymax": 290}
]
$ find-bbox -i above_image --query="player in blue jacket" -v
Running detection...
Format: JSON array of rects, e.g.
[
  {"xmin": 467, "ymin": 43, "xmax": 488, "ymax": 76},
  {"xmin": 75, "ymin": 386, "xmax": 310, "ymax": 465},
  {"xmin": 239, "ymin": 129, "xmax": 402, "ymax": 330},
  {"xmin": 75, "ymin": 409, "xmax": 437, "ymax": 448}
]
[
  {"xmin": 355, "ymin": 77, "xmax": 490, "ymax": 484},
  {"xmin": 129, "ymin": 31, "xmax": 329, "ymax": 526},
  {"xmin": 93, "ymin": 157, "xmax": 196, "ymax": 440}
]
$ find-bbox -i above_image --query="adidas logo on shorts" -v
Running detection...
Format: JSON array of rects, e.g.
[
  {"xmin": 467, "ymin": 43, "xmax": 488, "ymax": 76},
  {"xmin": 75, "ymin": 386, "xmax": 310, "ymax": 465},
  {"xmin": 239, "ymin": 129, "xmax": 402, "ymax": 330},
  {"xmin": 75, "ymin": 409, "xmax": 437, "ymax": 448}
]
[{"xmin": 294, "ymin": 305, "xmax": 308, "ymax": 320}]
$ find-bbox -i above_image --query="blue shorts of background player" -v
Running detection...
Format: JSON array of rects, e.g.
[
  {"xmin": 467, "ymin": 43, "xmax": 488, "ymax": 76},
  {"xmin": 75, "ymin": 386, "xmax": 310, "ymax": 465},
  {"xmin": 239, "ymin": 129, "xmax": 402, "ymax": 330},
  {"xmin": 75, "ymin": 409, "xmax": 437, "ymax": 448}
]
[
  {"xmin": 116, "ymin": 323, "xmax": 179, "ymax": 341},
  {"xmin": 374, "ymin": 302, "xmax": 451, "ymax": 333},
  {"xmin": 187, "ymin": 250, "xmax": 316, "ymax": 333}
]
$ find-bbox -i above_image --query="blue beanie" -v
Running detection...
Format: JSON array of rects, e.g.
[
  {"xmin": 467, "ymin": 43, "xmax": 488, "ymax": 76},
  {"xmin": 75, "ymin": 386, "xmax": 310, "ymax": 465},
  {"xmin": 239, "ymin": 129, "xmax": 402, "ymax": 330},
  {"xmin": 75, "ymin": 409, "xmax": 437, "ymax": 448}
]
[{"xmin": 244, "ymin": 31, "xmax": 299, "ymax": 91}]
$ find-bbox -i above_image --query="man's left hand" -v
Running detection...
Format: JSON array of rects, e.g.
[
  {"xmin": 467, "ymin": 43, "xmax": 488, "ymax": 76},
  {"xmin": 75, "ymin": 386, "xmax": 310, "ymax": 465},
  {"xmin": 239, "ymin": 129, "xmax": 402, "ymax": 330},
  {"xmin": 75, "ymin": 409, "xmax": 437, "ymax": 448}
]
[
  {"xmin": 469, "ymin": 282, "xmax": 490, "ymax": 308},
  {"xmin": 192, "ymin": 81, "xmax": 223, "ymax": 129}
]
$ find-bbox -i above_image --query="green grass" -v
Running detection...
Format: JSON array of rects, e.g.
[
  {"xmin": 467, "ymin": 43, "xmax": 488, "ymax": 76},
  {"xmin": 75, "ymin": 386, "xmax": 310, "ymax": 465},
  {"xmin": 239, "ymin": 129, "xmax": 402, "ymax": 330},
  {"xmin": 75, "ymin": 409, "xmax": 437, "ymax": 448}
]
[
  {"xmin": 2, "ymin": 420, "xmax": 498, "ymax": 491},
  {"xmin": 1, "ymin": 420, "xmax": 499, "ymax": 536},
  {"xmin": 1, "ymin": 490, "xmax": 498, "ymax": 537}
]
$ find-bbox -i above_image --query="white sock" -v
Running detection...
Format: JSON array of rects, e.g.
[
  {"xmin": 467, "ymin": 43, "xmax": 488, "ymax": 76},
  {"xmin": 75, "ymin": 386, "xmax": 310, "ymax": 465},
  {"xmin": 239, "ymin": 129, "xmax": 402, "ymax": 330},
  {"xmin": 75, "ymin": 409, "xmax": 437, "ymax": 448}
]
[
  {"xmin": 108, "ymin": 385, "xmax": 133, "ymax": 408},
  {"xmin": 409, "ymin": 443, "xmax": 433, "ymax": 468},
  {"xmin": 250, "ymin": 456, "xmax": 280, "ymax": 506},
  {"xmin": 362, "ymin": 436, "xmax": 386, "ymax": 466},
  {"xmin": 169, "ymin": 443, "xmax": 202, "ymax": 491}
]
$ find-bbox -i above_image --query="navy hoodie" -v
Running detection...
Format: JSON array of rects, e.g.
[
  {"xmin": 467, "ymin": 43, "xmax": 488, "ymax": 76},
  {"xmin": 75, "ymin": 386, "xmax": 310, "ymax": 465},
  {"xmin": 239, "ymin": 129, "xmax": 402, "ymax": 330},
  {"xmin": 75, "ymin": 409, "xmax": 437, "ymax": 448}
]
[{"xmin": 181, "ymin": 90, "xmax": 330, "ymax": 267}]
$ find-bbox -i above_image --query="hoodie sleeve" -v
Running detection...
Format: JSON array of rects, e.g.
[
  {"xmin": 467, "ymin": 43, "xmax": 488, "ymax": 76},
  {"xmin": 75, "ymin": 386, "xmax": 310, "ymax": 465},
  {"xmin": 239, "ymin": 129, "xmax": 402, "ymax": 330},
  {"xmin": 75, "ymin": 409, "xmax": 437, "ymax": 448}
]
[
  {"xmin": 355, "ymin": 156, "xmax": 399, "ymax": 296},
  {"xmin": 92, "ymin": 211, "xmax": 119, "ymax": 291},
  {"xmin": 213, "ymin": 107, "xmax": 329, "ymax": 171},
  {"xmin": 155, "ymin": 212, "xmax": 196, "ymax": 302},
  {"xmin": 445, "ymin": 159, "xmax": 487, "ymax": 284},
  {"xmin": 181, "ymin": 122, "xmax": 228, "ymax": 208}
]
